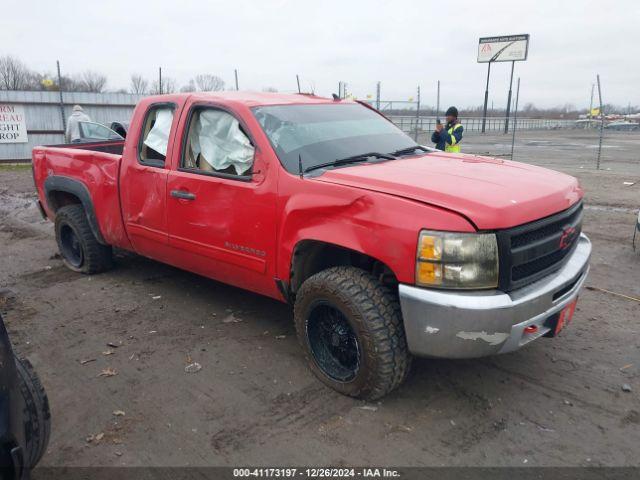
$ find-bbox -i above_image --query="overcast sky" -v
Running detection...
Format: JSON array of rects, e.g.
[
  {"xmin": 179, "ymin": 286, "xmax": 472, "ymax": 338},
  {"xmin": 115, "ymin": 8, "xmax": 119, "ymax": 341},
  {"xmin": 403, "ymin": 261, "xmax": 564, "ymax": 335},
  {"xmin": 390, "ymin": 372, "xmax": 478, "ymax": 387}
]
[{"xmin": 3, "ymin": 0, "xmax": 639, "ymax": 110}]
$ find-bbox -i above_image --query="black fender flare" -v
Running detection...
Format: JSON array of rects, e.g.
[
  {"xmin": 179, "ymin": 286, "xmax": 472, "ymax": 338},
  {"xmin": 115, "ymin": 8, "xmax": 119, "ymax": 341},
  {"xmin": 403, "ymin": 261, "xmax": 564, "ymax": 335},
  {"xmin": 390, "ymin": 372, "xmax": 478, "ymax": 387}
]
[{"xmin": 43, "ymin": 176, "xmax": 107, "ymax": 245}]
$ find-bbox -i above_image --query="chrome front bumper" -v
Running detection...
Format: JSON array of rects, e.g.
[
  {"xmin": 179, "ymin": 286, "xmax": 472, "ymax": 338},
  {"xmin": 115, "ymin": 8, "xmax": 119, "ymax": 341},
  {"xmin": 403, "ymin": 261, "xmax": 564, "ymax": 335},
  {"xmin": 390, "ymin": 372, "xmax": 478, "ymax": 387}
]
[{"xmin": 398, "ymin": 234, "xmax": 592, "ymax": 359}]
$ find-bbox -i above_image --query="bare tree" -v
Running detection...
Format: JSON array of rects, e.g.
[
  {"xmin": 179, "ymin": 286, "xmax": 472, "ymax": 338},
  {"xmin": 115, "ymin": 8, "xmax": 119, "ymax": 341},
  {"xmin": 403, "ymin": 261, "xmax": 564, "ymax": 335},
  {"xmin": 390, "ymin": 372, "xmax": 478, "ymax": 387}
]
[
  {"xmin": 180, "ymin": 79, "xmax": 196, "ymax": 93},
  {"xmin": 262, "ymin": 86, "xmax": 278, "ymax": 92},
  {"xmin": 164, "ymin": 78, "xmax": 177, "ymax": 94},
  {"xmin": 77, "ymin": 71, "xmax": 107, "ymax": 92},
  {"xmin": 58, "ymin": 75, "xmax": 83, "ymax": 92},
  {"xmin": 194, "ymin": 74, "xmax": 225, "ymax": 92},
  {"xmin": 130, "ymin": 74, "xmax": 148, "ymax": 95},
  {"xmin": 0, "ymin": 55, "xmax": 32, "ymax": 90},
  {"xmin": 150, "ymin": 77, "xmax": 177, "ymax": 95},
  {"xmin": 25, "ymin": 71, "xmax": 50, "ymax": 91}
]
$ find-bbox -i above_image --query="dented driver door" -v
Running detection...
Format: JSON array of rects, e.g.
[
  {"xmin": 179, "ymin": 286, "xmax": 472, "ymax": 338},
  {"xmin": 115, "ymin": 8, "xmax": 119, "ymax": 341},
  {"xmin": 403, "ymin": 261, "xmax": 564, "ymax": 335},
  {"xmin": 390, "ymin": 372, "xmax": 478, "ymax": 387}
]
[{"xmin": 165, "ymin": 102, "xmax": 279, "ymax": 298}]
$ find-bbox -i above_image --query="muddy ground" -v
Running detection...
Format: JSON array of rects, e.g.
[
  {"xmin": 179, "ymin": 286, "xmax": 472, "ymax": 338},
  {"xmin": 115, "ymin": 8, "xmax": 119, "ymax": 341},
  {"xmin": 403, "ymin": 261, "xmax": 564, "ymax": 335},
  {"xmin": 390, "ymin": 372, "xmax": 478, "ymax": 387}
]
[{"xmin": 0, "ymin": 130, "xmax": 639, "ymax": 468}]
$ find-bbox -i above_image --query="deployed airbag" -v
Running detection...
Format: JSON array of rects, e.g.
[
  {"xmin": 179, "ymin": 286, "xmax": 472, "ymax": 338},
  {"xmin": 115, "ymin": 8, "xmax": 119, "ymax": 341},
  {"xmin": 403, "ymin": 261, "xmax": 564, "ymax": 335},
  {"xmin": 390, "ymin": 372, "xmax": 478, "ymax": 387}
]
[
  {"xmin": 144, "ymin": 109, "xmax": 173, "ymax": 156},
  {"xmin": 190, "ymin": 110, "xmax": 254, "ymax": 175}
]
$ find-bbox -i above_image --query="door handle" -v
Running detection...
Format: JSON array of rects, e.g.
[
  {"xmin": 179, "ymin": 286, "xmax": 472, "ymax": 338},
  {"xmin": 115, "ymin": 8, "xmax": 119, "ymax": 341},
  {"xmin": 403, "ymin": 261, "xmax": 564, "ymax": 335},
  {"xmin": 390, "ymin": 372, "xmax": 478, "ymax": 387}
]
[{"xmin": 171, "ymin": 190, "xmax": 196, "ymax": 200}]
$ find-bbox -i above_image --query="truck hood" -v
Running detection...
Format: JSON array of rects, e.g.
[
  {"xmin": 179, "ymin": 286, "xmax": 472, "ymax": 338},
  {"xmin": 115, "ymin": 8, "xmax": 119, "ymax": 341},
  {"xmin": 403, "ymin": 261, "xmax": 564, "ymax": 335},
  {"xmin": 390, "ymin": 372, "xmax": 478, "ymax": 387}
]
[{"xmin": 314, "ymin": 152, "xmax": 583, "ymax": 230}]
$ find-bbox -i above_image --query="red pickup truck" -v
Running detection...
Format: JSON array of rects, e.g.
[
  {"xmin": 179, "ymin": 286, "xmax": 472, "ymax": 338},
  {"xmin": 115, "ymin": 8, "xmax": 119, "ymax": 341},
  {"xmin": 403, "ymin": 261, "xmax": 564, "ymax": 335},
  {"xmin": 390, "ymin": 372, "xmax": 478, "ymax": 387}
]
[{"xmin": 32, "ymin": 92, "xmax": 591, "ymax": 399}]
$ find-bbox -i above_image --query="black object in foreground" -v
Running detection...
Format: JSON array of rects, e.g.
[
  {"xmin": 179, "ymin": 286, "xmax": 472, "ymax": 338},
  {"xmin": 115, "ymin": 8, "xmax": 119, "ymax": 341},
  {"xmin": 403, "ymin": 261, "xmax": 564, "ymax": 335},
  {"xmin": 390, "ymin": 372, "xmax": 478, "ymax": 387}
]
[{"xmin": 0, "ymin": 313, "xmax": 51, "ymax": 480}]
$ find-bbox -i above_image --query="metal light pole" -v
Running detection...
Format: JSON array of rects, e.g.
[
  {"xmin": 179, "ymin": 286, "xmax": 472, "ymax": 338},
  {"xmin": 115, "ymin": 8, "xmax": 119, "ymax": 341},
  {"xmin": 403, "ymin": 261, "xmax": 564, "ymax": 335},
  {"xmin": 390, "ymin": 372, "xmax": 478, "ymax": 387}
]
[
  {"xmin": 376, "ymin": 81, "xmax": 381, "ymax": 110},
  {"xmin": 596, "ymin": 74, "xmax": 604, "ymax": 170},
  {"xmin": 510, "ymin": 77, "xmax": 520, "ymax": 160},
  {"xmin": 414, "ymin": 86, "xmax": 421, "ymax": 142},
  {"xmin": 504, "ymin": 60, "xmax": 515, "ymax": 133},
  {"xmin": 56, "ymin": 61, "xmax": 66, "ymax": 135},
  {"xmin": 481, "ymin": 62, "xmax": 492, "ymax": 133},
  {"xmin": 588, "ymin": 83, "xmax": 594, "ymax": 126},
  {"xmin": 296, "ymin": 75, "xmax": 301, "ymax": 93},
  {"xmin": 158, "ymin": 67, "xmax": 163, "ymax": 94},
  {"xmin": 234, "ymin": 69, "xmax": 239, "ymax": 90}
]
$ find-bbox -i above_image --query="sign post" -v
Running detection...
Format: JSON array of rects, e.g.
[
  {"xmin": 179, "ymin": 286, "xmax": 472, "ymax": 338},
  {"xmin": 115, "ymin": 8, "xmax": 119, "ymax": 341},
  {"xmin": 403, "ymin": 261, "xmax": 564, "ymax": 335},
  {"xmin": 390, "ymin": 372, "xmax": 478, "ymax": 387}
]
[
  {"xmin": 510, "ymin": 77, "xmax": 520, "ymax": 159},
  {"xmin": 0, "ymin": 104, "xmax": 29, "ymax": 144},
  {"xmin": 478, "ymin": 34, "xmax": 529, "ymax": 134},
  {"xmin": 481, "ymin": 62, "xmax": 491, "ymax": 133},
  {"xmin": 504, "ymin": 61, "xmax": 515, "ymax": 133}
]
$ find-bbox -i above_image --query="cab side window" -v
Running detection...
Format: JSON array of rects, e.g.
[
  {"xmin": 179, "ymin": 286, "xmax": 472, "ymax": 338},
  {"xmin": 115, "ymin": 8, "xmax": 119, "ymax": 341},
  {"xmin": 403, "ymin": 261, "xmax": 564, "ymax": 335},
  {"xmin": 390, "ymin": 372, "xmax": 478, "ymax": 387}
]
[
  {"xmin": 182, "ymin": 108, "xmax": 255, "ymax": 177},
  {"xmin": 139, "ymin": 105, "xmax": 175, "ymax": 166}
]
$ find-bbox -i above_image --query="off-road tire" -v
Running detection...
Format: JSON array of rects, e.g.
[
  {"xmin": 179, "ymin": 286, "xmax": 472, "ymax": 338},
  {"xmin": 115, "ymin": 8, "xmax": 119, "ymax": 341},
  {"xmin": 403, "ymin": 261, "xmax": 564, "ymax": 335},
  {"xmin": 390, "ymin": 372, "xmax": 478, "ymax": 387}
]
[
  {"xmin": 54, "ymin": 204, "xmax": 113, "ymax": 274},
  {"xmin": 294, "ymin": 266, "xmax": 412, "ymax": 400},
  {"xmin": 15, "ymin": 357, "xmax": 51, "ymax": 469}
]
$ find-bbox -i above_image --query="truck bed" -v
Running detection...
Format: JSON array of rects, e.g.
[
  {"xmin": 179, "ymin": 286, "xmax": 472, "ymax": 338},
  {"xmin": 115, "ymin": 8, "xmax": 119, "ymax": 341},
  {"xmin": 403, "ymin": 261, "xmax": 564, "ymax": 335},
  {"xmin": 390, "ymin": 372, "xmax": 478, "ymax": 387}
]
[
  {"xmin": 45, "ymin": 139, "xmax": 125, "ymax": 156},
  {"xmin": 32, "ymin": 144, "xmax": 131, "ymax": 250}
]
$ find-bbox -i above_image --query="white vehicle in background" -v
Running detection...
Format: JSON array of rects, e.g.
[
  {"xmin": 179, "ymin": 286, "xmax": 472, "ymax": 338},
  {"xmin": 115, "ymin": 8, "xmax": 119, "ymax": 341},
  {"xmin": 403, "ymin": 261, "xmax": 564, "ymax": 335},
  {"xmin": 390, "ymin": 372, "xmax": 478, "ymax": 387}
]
[
  {"xmin": 574, "ymin": 119, "xmax": 601, "ymax": 129},
  {"xmin": 604, "ymin": 121, "xmax": 639, "ymax": 131}
]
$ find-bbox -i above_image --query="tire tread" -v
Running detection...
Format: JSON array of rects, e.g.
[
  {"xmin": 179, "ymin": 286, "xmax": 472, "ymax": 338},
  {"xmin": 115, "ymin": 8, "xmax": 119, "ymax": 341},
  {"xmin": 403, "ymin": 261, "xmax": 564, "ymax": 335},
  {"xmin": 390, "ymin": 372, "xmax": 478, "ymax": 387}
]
[
  {"xmin": 294, "ymin": 266, "xmax": 412, "ymax": 400},
  {"xmin": 15, "ymin": 356, "xmax": 51, "ymax": 469},
  {"xmin": 55, "ymin": 204, "xmax": 112, "ymax": 274}
]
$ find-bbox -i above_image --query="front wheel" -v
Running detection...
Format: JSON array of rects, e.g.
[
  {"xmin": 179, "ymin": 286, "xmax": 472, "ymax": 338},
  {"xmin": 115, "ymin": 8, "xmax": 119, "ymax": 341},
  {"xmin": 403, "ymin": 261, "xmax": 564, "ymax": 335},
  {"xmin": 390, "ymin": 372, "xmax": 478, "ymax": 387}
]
[{"xmin": 294, "ymin": 267, "xmax": 411, "ymax": 400}]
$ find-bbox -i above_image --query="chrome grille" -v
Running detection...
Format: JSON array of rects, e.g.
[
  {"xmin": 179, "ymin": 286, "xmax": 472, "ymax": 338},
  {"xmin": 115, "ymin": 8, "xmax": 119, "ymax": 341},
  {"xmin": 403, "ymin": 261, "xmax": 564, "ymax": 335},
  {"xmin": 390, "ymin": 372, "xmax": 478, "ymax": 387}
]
[{"xmin": 497, "ymin": 202, "xmax": 583, "ymax": 291}]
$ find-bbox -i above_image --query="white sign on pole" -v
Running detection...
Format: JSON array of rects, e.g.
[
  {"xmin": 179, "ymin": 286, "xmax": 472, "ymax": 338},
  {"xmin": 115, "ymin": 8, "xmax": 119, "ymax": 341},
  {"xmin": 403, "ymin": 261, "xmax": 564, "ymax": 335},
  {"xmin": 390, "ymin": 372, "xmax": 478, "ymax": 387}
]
[
  {"xmin": 0, "ymin": 104, "xmax": 28, "ymax": 143},
  {"xmin": 477, "ymin": 34, "xmax": 529, "ymax": 63}
]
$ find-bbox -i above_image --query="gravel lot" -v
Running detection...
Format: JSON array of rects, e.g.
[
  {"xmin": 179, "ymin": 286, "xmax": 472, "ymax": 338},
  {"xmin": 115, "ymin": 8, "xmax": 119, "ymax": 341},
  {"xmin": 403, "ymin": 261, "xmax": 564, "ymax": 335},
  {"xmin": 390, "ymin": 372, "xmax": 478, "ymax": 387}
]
[{"xmin": 0, "ymin": 129, "xmax": 639, "ymax": 469}]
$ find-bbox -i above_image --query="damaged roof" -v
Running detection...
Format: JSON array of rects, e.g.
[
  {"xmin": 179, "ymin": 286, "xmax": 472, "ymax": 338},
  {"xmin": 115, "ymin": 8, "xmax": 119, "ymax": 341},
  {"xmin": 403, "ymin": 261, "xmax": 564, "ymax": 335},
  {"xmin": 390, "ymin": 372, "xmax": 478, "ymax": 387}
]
[{"xmin": 148, "ymin": 91, "xmax": 342, "ymax": 107}]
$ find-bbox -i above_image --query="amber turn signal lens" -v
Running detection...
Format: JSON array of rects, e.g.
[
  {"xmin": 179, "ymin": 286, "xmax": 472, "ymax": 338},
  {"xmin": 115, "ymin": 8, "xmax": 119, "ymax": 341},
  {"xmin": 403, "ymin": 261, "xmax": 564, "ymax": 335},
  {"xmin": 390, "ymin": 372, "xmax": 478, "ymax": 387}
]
[
  {"xmin": 416, "ymin": 261, "xmax": 442, "ymax": 286},
  {"xmin": 418, "ymin": 234, "xmax": 442, "ymax": 261}
]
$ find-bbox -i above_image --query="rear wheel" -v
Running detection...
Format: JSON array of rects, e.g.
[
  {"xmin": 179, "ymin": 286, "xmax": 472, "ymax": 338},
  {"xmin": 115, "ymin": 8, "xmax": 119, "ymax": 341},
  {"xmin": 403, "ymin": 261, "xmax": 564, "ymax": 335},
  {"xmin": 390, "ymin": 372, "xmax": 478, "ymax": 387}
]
[
  {"xmin": 15, "ymin": 357, "xmax": 50, "ymax": 469},
  {"xmin": 54, "ymin": 204, "xmax": 113, "ymax": 274},
  {"xmin": 294, "ymin": 266, "xmax": 411, "ymax": 400}
]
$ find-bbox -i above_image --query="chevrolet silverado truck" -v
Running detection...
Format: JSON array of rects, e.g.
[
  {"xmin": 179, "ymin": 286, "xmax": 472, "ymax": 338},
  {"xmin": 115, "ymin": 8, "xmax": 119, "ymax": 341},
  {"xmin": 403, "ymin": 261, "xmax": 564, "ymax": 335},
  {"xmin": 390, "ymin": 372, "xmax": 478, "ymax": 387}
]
[{"xmin": 32, "ymin": 92, "xmax": 591, "ymax": 399}]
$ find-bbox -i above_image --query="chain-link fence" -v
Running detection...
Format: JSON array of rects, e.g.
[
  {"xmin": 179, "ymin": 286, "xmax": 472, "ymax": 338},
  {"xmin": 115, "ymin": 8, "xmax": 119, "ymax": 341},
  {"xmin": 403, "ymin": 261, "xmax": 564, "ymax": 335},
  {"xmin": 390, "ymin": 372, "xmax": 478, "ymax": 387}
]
[{"xmin": 388, "ymin": 115, "xmax": 576, "ymax": 135}]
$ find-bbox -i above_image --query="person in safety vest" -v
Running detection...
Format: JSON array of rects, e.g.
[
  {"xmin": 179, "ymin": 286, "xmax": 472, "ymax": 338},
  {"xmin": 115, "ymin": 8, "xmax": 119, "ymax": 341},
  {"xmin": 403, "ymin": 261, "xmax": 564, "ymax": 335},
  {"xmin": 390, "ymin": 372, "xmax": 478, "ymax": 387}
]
[{"xmin": 431, "ymin": 106, "xmax": 463, "ymax": 152}]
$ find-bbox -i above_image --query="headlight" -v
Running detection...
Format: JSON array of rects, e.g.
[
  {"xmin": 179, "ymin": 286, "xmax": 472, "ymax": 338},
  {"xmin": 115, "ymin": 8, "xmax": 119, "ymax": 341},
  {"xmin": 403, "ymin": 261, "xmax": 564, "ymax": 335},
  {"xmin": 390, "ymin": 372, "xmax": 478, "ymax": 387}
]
[{"xmin": 416, "ymin": 230, "xmax": 498, "ymax": 289}]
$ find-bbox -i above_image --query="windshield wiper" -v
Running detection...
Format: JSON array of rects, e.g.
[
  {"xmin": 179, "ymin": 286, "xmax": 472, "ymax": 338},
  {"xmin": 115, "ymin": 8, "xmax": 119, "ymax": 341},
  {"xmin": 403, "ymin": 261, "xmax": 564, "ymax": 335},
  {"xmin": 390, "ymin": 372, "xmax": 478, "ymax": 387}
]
[
  {"xmin": 391, "ymin": 145, "xmax": 431, "ymax": 157},
  {"xmin": 303, "ymin": 152, "xmax": 396, "ymax": 174}
]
